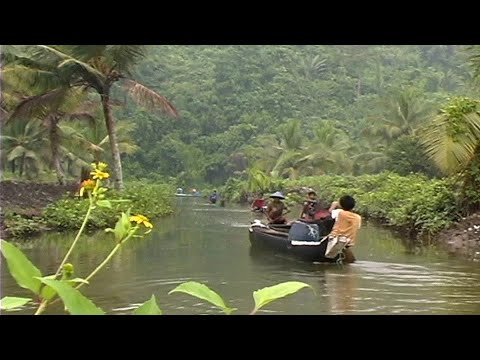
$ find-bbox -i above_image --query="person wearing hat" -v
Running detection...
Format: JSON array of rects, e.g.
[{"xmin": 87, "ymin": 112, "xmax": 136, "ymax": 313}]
[{"xmin": 266, "ymin": 191, "xmax": 290, "ymax": 224}]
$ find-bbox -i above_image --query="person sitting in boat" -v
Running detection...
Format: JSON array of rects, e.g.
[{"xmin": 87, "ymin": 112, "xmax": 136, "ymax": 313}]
[
  {"xmin": 300, "ymin": 191, "xmax": 318, "ymax": 220},
  {"xmin": 210, "ymin": 190, "xmax": 218, "ymax": 204},
  {"xmin": 327, "ymin": 195, "xmax": 362, "ymax": 263},
  {"xmin": 251, "ymin": 192, "xmax": 266, "ymax": 212},
  {"xmin": 312, "ymin": 199, "xmax": 332, "ymax": 221},
  {"xmin": 266, "ymin": 191, "xmax": 290, "ymax": 224}
]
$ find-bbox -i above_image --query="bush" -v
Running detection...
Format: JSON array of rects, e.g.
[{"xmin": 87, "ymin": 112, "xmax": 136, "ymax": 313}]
[
  {"xmin": 285, "ymin": 172, "xmax": 460, "ymax": 237},
  {"xmin": 44, "ymin": 182, "xmax": 174, "ymax": 230}
]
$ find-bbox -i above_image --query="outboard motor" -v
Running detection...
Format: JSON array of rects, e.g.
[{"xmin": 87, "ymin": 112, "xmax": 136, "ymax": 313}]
[{"xmin": 288, "ymin": 221, "xmax": 320, "ymax": 242}]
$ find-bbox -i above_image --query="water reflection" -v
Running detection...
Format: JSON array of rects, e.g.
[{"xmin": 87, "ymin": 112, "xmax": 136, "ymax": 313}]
[{"xmin": 325, "ymin": 266, "xmax": 360, "ymax": 314}]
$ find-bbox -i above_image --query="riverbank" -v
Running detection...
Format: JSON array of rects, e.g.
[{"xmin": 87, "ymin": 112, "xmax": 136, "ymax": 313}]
[
  {"xmin": 436, "ymin": 212, "xmax": 480, "ymax": 260},
  {"xmin": 0, "ymin": 180, "xmax": 175, "ymax": 240}
]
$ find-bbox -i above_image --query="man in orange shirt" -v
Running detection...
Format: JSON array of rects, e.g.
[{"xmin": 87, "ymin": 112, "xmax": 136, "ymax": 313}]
[{"xmin": 328, "ymin": 195, "xmax": 362, "ymax": 263}]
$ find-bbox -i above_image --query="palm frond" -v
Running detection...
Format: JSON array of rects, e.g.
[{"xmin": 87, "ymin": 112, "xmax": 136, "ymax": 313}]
[
  {"xmin": 7, "ymin": 145, "xmax": 27, "ymax": 161},
  {"xmin": 8, "ymin": 88, "xmax": 68, "ymax": 121},
  {"xmin": 29, "ymin": 45, "xmax": 106, "ymax": 89},
  {"xmin": 61, "ymin": 45, "xmax": 108, "ymax": 61},
  {"xmin": 57, "ymin": 58, "xmax": 106, "ymax": 89},
  {"xmin": 467, "ymin": 45, "xmax": 480, "ymax": 79},
  {"xmin": 67, "ymin": 112, "xmax": 97, "ymax": 127},
  {"xmin": 421, "ymin": 112, "xmax": 480, "ymax": 174},
  {"xmin": 2, "ymin": 65, "xmax": 63, "ymax": 94},
  {"xmin": 123, "ymin": 79, "xmax": 179, "ymax": 117},
  {"xmin": 106, "ymin": 45, "xmax": 146, "ymax": 72}
]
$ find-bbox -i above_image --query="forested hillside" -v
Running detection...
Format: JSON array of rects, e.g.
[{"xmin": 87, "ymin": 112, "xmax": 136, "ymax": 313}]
[
  {"xmin": 2, "ymin": 45, "xmax": 477, "ymax": 188},
  {"xmin": 118, "ymin": 45, "xmax": 474, "ymax": 186}
]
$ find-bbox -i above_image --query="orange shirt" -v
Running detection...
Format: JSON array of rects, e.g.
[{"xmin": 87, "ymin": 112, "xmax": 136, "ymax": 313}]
[{"xmin": 330, "ymin": 209, "xmax": 362, "ymax": 246}]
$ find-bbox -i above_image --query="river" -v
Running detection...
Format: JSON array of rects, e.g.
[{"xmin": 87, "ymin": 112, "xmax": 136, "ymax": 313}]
[{"xmin": 2, "ymin": 197, "xmax": 480, "ymax": 315}]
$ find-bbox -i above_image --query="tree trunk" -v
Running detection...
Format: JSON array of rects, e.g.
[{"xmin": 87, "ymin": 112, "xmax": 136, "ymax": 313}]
[
  {"xmin": 101, "ymin": 89, "xmax": 124, "ymax": 191},
  {"xmin": 49, "ymin": 115, "xmax": 66, "ymax": 185},
  {"xmin": 20, "ymin": 155, "xmax": 24, "ymax": 177}
]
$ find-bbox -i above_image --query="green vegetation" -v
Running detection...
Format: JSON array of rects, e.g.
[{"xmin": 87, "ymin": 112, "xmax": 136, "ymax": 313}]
[
  {"xmin": 3, "ymin": 181, "xmax": 174, "ymax": 239},
  {"xmin": 43, "ymin": 182, "xmax": 174, "ymax": 230}
]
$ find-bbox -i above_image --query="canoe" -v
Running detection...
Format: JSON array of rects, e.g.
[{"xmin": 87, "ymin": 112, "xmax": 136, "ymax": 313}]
[
  {"xmin": 174, "ymin": 193, "xmax": 202, "ymax": 197},
  {"xmin": 248, "ymin": 218, "xmax": 347, "ymax": 263}
]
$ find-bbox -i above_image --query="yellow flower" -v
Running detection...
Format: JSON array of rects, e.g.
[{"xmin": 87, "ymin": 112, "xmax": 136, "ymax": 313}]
[
  {"xmin": 97, "ymin": 162, "xmax": 108, "ymax": 171},
  {"xmin": 91, "ymin": 169, "xmax": 110, "ymax": 180},
  {"xmin": 130, "ymin": 214, "xmax": 153, "ymax": 228}
]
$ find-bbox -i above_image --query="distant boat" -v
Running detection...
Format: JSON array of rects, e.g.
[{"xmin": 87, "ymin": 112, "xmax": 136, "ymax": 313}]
[{"xmin": 174, "ymin": 192, "xmax": 202, "ymax": 197}]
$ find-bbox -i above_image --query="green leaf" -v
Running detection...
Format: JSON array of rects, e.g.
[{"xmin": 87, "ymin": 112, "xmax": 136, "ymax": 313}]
[
  {"xmin": 39, "ymin": 277, "xmax": 89, "ymax": 302},
  {"xmin": 112, "ymin": 213, "xmax": 128, "ymax": 242},
  {"xmin": 252, "ymin": 281, "xmax": 313, "ymax": 313},
  {"xmin": 41, "ymin": 285, "xmax": 57, "ymax": 301},
  {"xmin": 39, "ymin": 278, "xmax": 105, "ymax": 315},
  {"xmin": 96, "ymin": 200, "xmax": 112, "ymax": 208},
  {"xmin": 133, "ymin": 295, "xmax": 162, "ymax": 315},
  {"xmin": 40, "ymin": 275, "xmax": 57, "ymax": 301},
  {"xmin": 0, "ymin": 240, "xmax": 42, "ymax": 294},
  {"xmin": 168, "ymin": 281, "xmax": 236, "ymax": 315},
  {"xmin": 0, "ymin": 296, "xmax": 32, "ymax": 310},
  {"xmin": 122, "ymin": 211, "xmax": 131, "ymax": 231}
]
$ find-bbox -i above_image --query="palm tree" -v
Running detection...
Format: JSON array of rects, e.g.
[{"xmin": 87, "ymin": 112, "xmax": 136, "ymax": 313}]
[
  {"xmin": 421, "ymin": 97, "xmax": 480, "ymax": 175},
  {"xmin": 305, "ymin": 121, "xmax": 353, "ymax": 175},
  {"xmin": 2, "ymin": 45, "xmax": 95, "ymax": 184},
  {"xmin": 8, "ymin": 45, "xmax": 179, "ymax": 190},
  {"xmin": 422, "ymin": 97, "xmax": 480, "ymax": 211},
  {"xmin": 366, "ymin": 87, "xmax": 432, "ymax": 142},
  {"xmin": 1, "ymin": 118, "xmax": 50, "ymax": 178}
]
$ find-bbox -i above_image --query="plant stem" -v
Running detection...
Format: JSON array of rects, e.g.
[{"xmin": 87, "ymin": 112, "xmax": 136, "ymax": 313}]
[
  {"xmin": 76, "ymin": 229, "xmax": 137, "ymax": 291},
  {"xmin": 55, "ymin": 191, "xmax": 99, "ymax": 278},
  {"xmin": 54, "ymin": 199, "xmax": 93, "ymax": 278},
  {"xmin": 34, "ymin": 300, "xmax": 48, "ymax": 315}
]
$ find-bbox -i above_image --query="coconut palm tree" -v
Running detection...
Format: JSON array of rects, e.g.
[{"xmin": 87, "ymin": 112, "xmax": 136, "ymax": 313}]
[
  {"xmin": 365, "ymin": 87, "xmax": 432, "ymax": 142},
  {"xmin": 1, "ymin": 118, "xmax": 50, "ymax": 178},
  {"xmin": 421, "ymin": 96, "xmax": 480, "ymax": 211},
  {"xmin": 2, "ymin": 45, "xmax": 96, "ymax": 184},
  {"xmin": 5, "ymin": 45, "xmax": 179, "ymax": 190},
  {"xmin": 422, "ymin": 97, "xmax": 480, "ymax": 175}
]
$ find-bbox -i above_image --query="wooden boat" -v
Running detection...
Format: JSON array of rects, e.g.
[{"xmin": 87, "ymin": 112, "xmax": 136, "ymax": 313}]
[
  {"xmin": 174, "ymin": 193, "xmax": 202, "ymax": 197},
  {"xmin": 248, "ymin": 218, "xmax": 346, "ymax": 263}
]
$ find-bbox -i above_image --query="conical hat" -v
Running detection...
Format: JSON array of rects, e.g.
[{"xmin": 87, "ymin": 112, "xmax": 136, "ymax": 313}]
[{"xmin": 270, "ymin": 191, "xmax": 285, "ymax": 199}]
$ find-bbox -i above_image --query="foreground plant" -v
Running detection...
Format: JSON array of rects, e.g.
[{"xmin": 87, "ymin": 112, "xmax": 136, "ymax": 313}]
[{"xmin": 0, "ymin": 162, "xmax": 149, "ymax": 315}]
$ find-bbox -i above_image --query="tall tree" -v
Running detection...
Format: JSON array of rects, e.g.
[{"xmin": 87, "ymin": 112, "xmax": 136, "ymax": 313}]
[{"xmin": 21, "ymin": 45, "xmax": 179, "ymax": 190}]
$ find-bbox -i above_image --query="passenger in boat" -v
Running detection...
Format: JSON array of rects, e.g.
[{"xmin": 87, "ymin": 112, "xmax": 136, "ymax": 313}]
[
  {"xmin": 300, "ymin": 191, "xmax": 318, "ymax": 220},
  {"xmin": 312, "ymin": 199, "xmax": 332, "ymax": 221},
  {"xmin": 210, "ymin": 190, "xmax": 218, "ymax": 204},
  {"xmin": 266, "ymin": 191, "xmax": 290, "ymax": 224},
  {"xmin": 327, "ymin": 195, "xmax": 362, "ymax": 263},
  {"xmin": 251, "ymin": 192, "xmax": 266, "ymax": 212}
]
